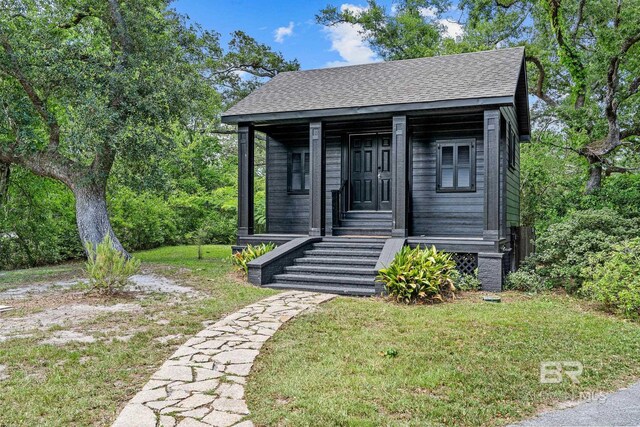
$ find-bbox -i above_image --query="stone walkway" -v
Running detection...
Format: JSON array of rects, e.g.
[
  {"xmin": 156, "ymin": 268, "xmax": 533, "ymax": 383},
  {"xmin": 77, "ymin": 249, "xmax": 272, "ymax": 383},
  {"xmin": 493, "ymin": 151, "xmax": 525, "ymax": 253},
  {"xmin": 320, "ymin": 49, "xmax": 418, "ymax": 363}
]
[{"xmin": 112, "ymin": 291, "xmax": 335, "ymax": 427}]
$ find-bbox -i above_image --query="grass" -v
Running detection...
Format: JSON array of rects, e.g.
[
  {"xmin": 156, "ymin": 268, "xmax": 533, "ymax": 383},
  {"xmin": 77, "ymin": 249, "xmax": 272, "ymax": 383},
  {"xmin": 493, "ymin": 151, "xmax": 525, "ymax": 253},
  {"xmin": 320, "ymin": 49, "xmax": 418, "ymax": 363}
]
[
  {"xmin": 246, "ymin": 293, "xmax": 640, "ymax": 426},
  {"xmin": 3, "ymin": 247, "xmax": 640, "ymax": 426},
  {"xmin": 0, "ymin": 245, "xmax": 274, "ymax": 426}
]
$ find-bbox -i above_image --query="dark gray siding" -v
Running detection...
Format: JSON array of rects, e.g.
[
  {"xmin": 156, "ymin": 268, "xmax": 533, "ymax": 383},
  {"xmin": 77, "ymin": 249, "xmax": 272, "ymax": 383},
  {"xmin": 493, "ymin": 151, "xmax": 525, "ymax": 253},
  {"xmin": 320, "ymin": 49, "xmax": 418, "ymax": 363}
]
[
  {"xmin": 265, "ymin": 126, "xmax": 309, "ymax": 234},
  {"xmin": 409, "ymin": 114, "xmax": 485, "ymax": 237},
  {"xmin": 324, "ymin": 134, "xmax": 341, "ymax": 232},
  {"xmin": 501, "ymin": 107, "xmax": 521, "ymax": 227}
]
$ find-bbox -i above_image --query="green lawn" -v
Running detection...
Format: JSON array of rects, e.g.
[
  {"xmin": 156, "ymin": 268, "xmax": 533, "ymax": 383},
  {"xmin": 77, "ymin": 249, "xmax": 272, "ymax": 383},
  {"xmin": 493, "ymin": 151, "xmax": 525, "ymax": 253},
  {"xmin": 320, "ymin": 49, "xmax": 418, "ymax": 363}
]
[
  {"xmin": 2, "ymin": 247, "xmax": 640, "ymax": 426},
  {"xmin": 0, "ymin": 245, "xmax": 274, "ymax": 426},
  {"xmin": 246, "ymin": 294, "xmax": 640, "ymax": 426}
]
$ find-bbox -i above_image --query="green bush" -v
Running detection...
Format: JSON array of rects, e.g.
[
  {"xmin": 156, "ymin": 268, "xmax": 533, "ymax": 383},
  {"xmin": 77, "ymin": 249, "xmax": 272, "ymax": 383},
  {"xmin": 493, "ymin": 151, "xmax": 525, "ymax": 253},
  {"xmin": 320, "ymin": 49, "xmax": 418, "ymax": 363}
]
[
  {"xmin": 0, "ymin": 168, "xmax": 83, "ymax": 269},
  {"xmin": 232, "ymin": 243, "xmax": 276, "ymax": 275},
  {"xmin": 582, "ymin": 238, "xmax": 640, "ymax": 319},
  {"xmin": 377, "ymin": 245, "xmax": 457, "ymax": 304},
  {"xmin": 532, "ymin": 208, "xmax": 640, "ymax": 292},
  {"xmin": 453, "ymin": 268, "xmax": 481, "ymax": 291},
  {"xmin": 505, "ymin": 269, "xmax": 550, "ymax": 293},
  {"xmin": 84, "ymin": 235, "xmax": 141, "ymax": 294},
  {"xmin": 109, "ymin": 187, "xmax": 179, "ymax": 251}
]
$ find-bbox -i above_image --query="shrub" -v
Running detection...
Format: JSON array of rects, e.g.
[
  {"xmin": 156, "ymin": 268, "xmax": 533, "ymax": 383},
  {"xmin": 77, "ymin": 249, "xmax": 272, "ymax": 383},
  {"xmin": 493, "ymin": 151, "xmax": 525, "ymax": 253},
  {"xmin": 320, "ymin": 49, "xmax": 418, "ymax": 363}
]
[
  {"xmin": 109, "ymin": 187, "xmax": 178, "ymax": 251},
  {"xmin": 505, "ymin": 269, "xmax": 550, "ymax": 293},
  {"xmin": 582, "ymin": 238, "xmax": 640, "ymax": 319},
  {"xmin": 377, "ymin": 245, "xmax": 457, "ymax": 304},
  {"xmin": 232, "ymin": 243, "xmax": 276, "ymax": 275},
  {"xmin": 453, "ymin": 268, "xmax": 481, "ymax": 291},
  {"xmin": 532, "ymin": 208, "xmax": 640, "ymax": 292},
  {"xmin": 84, "ymin": 235, "xmax": 141, "ymax": 294}
]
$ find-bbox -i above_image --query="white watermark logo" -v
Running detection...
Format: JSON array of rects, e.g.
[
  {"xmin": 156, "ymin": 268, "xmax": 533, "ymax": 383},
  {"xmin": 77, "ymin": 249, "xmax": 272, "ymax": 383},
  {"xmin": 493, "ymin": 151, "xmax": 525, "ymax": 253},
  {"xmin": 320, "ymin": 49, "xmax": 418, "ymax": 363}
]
[{"xmin": 540, "ymin": 361, "xmax": 583, "ymax": 384}]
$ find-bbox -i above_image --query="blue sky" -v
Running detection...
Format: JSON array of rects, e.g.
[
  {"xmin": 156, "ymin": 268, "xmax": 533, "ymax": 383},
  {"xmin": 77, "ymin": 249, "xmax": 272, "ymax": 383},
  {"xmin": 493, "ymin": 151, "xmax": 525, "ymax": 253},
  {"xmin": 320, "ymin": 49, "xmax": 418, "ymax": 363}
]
[{"xmin": 172, "ymin": 1, "xmax": 464, "ymax": 70}]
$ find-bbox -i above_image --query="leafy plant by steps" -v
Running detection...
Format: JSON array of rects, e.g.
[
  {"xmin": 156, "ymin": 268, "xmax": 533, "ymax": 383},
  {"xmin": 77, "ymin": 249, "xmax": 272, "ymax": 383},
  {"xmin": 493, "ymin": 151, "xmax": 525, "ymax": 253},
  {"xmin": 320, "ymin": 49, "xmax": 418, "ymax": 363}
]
[
  {"xmin": 377, "ymin": 245, "xmax": 456, "ymax": 304},
  {"xmin": 232, "ymin": 243, "xmax": 276, "ymax": 275}
]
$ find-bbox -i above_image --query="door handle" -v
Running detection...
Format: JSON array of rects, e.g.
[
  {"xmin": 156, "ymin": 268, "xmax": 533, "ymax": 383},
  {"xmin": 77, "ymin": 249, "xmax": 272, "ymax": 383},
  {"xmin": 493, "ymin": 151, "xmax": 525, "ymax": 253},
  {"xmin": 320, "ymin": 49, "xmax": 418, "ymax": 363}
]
[{"xmin": 378, "ymin": 173, "xmax": 381, "ymax": 180}]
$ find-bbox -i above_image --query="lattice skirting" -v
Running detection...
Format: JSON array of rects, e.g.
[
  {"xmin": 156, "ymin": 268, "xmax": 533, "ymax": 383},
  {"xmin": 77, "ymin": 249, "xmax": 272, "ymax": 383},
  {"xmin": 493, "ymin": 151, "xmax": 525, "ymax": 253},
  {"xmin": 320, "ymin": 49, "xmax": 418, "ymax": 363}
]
[{"xmin": 451, "ymin": 253, "xmax": 478, "ymax": 276}]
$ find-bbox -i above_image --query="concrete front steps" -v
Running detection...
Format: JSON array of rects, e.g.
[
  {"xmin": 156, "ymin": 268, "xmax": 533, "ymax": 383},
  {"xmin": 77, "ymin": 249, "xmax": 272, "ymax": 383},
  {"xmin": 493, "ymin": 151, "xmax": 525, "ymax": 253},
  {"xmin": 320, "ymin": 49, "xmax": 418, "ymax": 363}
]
[
  {"xmin": 267, "ymin": 238, "xmax": 385, "ymax": 296},
  {"xmin": 332, "ymin": 210, "xmax": 392, "ymax": 237}
]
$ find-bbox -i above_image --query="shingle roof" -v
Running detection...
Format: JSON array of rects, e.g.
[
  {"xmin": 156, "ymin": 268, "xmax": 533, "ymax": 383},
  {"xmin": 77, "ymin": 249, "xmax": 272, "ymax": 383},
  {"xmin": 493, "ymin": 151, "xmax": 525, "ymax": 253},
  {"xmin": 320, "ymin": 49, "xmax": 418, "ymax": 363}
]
[{"xmin": 222, "ymin": 47, "xmax": 526, "ymax": 123}]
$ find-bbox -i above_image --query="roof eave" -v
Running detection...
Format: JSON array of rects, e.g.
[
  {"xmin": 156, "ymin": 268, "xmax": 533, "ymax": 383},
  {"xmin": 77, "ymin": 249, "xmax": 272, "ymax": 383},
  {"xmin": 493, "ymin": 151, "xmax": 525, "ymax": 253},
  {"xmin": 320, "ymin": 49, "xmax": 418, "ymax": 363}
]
[{"xmin": 221, "ymin": 96, "xmax": 516, "ymax": 124}]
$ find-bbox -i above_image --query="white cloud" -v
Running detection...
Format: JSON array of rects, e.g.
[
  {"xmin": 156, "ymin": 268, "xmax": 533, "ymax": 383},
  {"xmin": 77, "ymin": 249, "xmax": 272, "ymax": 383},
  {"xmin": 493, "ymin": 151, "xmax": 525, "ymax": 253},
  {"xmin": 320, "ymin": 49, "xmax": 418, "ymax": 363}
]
[
  {"xmin": 323, "ymin": 3, "xmax": 378, "ymax": 67},
  {"xmin": 418, "ymin": 6, "xmax": 437, "ymax": 18},
  {"xmin": 439, "ymin": 19, "xmax": 464, "ymax": 40},
  {"xmin": 274, "ymin": 22, "xmax": 294, "ymax": 43}
]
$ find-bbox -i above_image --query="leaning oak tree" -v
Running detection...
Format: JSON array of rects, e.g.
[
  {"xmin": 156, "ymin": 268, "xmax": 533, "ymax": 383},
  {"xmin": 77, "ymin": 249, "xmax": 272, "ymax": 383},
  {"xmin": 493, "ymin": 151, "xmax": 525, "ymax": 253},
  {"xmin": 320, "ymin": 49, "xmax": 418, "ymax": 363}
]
[{"xmin": 0, "ymin": 0, "xmax": 208, "ymax": 255}]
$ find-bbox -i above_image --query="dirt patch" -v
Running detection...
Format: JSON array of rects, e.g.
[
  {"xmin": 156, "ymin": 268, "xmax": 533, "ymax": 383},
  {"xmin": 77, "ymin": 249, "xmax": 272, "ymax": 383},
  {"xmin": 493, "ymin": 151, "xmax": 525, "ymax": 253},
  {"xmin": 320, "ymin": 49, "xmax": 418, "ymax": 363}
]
[
  {"xmin": 0, "ymin": 272, "xmax": 198, "ymax": 345},
  {"xmin": 0, "ymin": 274, "xmax": 197, "ymax": 300},
  {"xmin": 0, "ymin": 280, "xmax": 78, "ymax": 300},
  {"xmin": 41, "ymin": 330, "xmax": 97, "ymax": 345},
  {"xmin": 127, "ymin": 274, "xmax": 197, "ymax": 295},
  {"xmin": 0, "ymin": 303, "xmax": 141, "ymax": 342}
]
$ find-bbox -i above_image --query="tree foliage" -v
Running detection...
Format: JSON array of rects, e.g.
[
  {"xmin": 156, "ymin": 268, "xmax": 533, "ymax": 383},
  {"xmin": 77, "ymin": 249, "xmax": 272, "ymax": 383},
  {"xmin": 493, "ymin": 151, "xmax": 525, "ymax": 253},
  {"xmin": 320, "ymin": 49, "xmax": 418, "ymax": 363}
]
[
  {"xmin": 0, "ymin": 0, "xmax": 295, "ymax": 263},
  {"xmin": 318, "ymin": 0, "xmax": 640, "ymax": 192}
]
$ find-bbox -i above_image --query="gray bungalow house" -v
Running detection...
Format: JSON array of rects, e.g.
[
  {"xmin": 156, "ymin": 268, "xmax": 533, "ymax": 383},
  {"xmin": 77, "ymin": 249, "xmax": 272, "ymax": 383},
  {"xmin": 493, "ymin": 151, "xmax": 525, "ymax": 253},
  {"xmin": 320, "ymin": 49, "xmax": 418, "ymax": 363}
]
[{"xmin": 222, "ymin": 47, "xmax": 532, "ymax": 295}]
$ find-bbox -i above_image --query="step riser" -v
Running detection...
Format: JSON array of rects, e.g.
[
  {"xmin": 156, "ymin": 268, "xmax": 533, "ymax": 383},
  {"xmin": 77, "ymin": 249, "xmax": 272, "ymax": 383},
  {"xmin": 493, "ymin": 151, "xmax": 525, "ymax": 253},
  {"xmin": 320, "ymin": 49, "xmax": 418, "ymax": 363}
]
[
  {"xmin": 312, "ymin": 243, "xmax": 385, "ymax": 250},
  {"xmin": 314, "ymin": 241, "xmax": 385, "ymax": 247},
  {"xmin": 284, "ymin": 267, "xmax": 376, "ymax": 276},
  {"xmin": 273, "ymin": 275, "xmax": 375, "ymax": 286},
  {"xmin": 304, "ymin": 250, "xmax": 380, "ymax": 262},
  {"xmin": 343, "ymin": 211, "xmax": 392, "ymax": 220},
  {"xmin": 333, "ymin": 229, "xmax": 391, "ymax": 237},
  {"xmin": 294, "ymin": 258, "xmax": 377, "ymax": 270},
  {"xmin": 267, "ymin": 283, "xmax": 375, "ymax": 296},
  {"xmin": 340, "ymin": 221, "xmax": 393, "ymax": 228}
]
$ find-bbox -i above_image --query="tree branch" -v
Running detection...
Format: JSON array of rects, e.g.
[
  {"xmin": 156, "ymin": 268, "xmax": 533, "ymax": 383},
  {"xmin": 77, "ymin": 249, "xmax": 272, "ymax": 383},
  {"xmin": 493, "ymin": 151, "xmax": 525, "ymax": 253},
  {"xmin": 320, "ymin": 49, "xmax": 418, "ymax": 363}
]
[
  {"xmin": 525, "ymin": 55, "xmax": 558, "ymax": 106},
  {"xmin": 603, "ymin": 165, "xmax": 640, "ymax": 176},
  {"xmin": 572, "ymin": 0, "xmax": 586, "ymax": 43},
  {"xmin": 59, "ymin": 11, "xmax": 90, "ymax": 29},
  {"xmin": 0, "ymin": 34, "xmax": 61, "ymax": 152},
  {"xmin": 0, "ymin": 161, "xmax": 9, "ymax": 207},
  {"xmin": 547, "ymin": 0, "xmax": 586, "ymax": 109}
]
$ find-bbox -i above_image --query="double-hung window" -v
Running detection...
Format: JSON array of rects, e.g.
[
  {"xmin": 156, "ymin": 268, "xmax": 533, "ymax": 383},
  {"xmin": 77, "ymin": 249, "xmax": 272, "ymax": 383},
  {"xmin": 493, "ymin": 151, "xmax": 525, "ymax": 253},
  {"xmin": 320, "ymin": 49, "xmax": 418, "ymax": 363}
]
[
  {"xmin": 436, "ymin": 139, "xmax": 476, "ymax": 192},
  {"xmin": 287, "ymin": 149, "xmax": 310, "ymax": 194}
]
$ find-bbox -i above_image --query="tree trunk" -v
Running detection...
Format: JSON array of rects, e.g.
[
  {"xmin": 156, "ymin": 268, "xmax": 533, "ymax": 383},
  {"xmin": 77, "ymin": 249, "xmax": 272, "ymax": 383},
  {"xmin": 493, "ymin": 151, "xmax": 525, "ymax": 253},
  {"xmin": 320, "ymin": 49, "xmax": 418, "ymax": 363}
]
[
  {"xmin": 73, "ymin": 183, "xmax": 129, "ymax": 257},
  {"xmin": 585, "ymin": 160, "xmax": 602, "ymax": 194},
  {"xmin": 0, "ymin": 162, "xmax": 9, "ymax": 207}
]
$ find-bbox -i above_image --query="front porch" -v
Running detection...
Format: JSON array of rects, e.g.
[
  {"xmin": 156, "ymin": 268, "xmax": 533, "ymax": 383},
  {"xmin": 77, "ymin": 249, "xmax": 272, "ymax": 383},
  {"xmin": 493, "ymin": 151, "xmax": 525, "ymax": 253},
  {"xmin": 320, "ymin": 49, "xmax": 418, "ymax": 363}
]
[{"xmin": 234, "ymin": 110, "xmax": 513, "ymax": 293}]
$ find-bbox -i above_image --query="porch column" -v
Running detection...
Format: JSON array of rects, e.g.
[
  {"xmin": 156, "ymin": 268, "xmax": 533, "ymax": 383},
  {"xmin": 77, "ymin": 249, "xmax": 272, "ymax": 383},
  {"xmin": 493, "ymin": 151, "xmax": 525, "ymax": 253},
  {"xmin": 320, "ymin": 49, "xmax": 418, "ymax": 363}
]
[
  {"xmin": 479, "ymin": 110, "xmax": 503, "ymax": 291},
  {"xmin": 309, "ymin": 121, "xmax": 325, "ymax": 236},
  {"xmin": 392, "ymin": 115, "xmax": 408, "ymax": 237},
  {"xmin": 237, "ymin": 124, "xmax": 254, "ymax": 237},
  {"xmin": 483, "ymin": 110, "xmax": 500, "ymax": 241}
]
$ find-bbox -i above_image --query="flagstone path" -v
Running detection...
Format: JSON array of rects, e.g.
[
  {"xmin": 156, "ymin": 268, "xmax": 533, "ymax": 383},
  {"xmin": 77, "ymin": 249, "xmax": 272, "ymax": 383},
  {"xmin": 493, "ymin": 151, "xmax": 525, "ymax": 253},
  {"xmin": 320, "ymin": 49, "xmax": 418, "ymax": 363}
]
[{"xmin": 112, "ymin": 291, "xmax": 335, "ymax": 427}]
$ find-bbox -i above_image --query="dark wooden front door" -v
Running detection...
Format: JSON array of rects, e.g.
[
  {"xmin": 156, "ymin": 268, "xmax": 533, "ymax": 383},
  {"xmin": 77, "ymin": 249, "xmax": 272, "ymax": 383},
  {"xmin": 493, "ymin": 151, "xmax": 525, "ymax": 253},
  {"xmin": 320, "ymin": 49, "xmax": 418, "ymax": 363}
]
[{"xmin": 350, "ymin": 134, "xmax": 392, "ymax": 211}]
